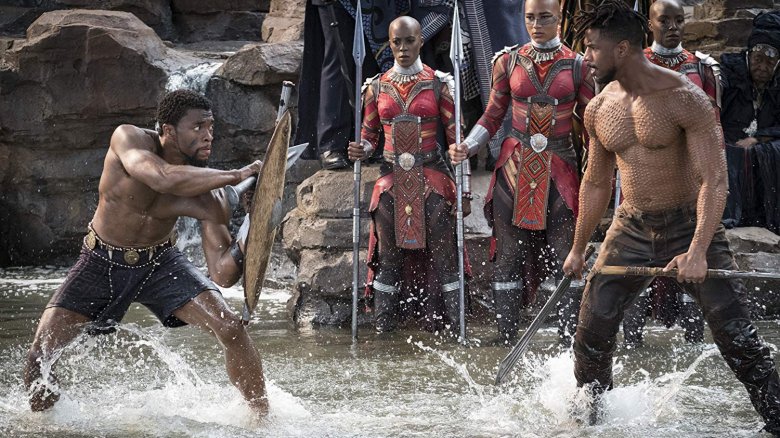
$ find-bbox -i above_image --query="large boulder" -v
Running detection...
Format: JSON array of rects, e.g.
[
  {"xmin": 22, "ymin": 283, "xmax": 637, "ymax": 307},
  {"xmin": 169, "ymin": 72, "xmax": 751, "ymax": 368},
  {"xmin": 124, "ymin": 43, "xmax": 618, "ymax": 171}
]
[
  {"xmin": 205, "ymin": 76, "xmax": 280, "ymax": 167},
  {"xmin": 685, "ymin": 0, "xmax": 773, "ymax": 57},
  {"xmin": 282, "ymin": 166, "xmax": 497, "ymax": 327},
  {"xmin": 170, "ymin": 0, "xmax": 270, "ymax": 14},
  {"xmin": 0, "ymin": 10, "xmax": 171, "ymax": 264},
  {"xmin": 726, "ymin": 227, "xmax": 780, "ymax": 253},
  {"xmin": 170, "ymin": 0, "xmax": 271, "ymax": 43},
  {"xmin": 261, "ymin": 0, "xmax": 305, "ymax": 43},
  {"xmin": 216, "ymin": 41, "xmax": 302, "ymax": 87},
  {"xmin": 0, "ymin": 1, "xmax": 176, "ymax": 40}
]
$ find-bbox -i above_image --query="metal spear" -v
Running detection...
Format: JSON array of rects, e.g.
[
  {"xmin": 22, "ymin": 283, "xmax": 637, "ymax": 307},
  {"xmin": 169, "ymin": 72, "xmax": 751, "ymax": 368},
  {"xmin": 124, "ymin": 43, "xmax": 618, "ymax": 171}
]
[
  {"xmin": 449, "ymin": 2, "xmax": 467, "ymax": 343},
  {"xmin": 351, "ymin": 1, "xmax": 366, "ymax": 342}
]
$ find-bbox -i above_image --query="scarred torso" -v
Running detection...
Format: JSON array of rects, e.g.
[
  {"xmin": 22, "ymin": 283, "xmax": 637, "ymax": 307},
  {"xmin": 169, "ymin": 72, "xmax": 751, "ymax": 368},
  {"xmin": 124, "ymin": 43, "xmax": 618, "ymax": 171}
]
[{"xmin": 587, "ymin": 80, "xmax": 725, "ymax": 212}]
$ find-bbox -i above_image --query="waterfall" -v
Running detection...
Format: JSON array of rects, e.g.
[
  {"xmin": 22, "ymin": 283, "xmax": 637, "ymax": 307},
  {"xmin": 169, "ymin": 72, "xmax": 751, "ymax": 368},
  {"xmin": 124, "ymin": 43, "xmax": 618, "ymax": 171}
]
[{"xmin": 165, "ymin": 61, "xmax": 223, "ymax": 93}]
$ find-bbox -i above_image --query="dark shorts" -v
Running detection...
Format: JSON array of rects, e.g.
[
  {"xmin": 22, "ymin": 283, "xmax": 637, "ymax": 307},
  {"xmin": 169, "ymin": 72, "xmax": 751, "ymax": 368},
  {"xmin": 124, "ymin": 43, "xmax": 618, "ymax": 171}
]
[{"xmin": 47, "ymin": 241, "xmax": 218, "ymax": 328}]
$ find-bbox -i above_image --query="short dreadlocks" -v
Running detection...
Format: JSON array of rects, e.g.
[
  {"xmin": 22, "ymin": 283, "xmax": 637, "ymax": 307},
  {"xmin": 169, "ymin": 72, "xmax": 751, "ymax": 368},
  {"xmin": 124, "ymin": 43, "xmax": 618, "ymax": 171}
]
[
  {"xmin": 156, "ymin": 89, "xmax": 212, "ymax": 134},
  {"xmin": 573, "ymin": 0, "xmax": 649, "ymax": 49}
]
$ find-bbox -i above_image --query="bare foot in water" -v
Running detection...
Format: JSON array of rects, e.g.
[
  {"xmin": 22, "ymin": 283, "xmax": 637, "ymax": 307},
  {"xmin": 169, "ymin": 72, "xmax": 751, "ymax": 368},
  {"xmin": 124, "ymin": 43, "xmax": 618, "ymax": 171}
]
[
  {"xmin": 27, "ymin": 383, "xmax": 60, "ymax": 412},
  {"xmin": 248, "ymin": 396, "xmax": 269, "ymax": 423}
]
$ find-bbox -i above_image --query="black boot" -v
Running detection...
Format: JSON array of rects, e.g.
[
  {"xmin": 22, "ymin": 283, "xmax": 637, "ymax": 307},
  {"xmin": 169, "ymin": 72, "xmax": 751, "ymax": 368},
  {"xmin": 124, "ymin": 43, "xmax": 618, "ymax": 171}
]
[
  {"xmin": 492, "ymin": 282, "xmax": 523, "ymax": 346},
  {"xmin": 373, "ymin": 283, "xmax": 399, "ymax": 332},
  {"xmin": 443, "ymin": 280, "xmax": 462, "ymax": 337}
]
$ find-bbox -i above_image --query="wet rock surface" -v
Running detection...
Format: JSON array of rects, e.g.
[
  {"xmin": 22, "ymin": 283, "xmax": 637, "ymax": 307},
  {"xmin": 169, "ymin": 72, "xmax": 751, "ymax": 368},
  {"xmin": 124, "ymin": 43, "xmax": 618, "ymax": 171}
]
[{"xmin": 0, "ymin": 3, "xmax": 307, "ymax": 265}]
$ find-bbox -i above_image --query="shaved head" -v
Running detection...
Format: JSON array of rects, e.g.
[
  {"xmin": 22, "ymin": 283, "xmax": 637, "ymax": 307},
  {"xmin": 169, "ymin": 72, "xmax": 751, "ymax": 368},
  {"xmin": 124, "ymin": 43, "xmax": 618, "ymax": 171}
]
[
  {"xmin": 525, "ymin": 0, "xmax": 561, "ymax": 44},
  {"xmin": 388, "ymin": 16, "xmax": 423, "ymax": 68},
  {"xmin": 389, "ymin": 16, "xmax": 422, "ymax": 37},
  {"xmin": 649, "ymin": 0, "xmax": 683, "ymax": 20},
  {"xmin": 526, "ymin": 0, "xmax": 561, "ymax": 12},
  {"xmin": 648, "ymin": 0, "xmax": 685, "ymax": 49}
]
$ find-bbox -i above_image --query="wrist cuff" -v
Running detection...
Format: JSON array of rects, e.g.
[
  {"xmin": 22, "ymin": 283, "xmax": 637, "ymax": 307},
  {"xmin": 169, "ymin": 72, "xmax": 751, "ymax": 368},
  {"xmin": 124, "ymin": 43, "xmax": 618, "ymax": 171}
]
[{"xmin": 230, "ymin": 240, "xmax": 244, "ymax": 270}]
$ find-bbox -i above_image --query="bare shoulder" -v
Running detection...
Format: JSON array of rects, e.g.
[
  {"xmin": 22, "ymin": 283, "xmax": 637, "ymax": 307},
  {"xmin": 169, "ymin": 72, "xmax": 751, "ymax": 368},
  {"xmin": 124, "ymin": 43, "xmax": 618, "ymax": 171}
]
[
  {"xmin": 110, "ymin": 124, "xmax": 157, "ymax": 153},
  {"xmin": 666, "ymin": 79, "xmax": 713, "ymax": 120},
  {"xmin": 583, "ymin": 88, "xmax": 612, "ymax": 124}
]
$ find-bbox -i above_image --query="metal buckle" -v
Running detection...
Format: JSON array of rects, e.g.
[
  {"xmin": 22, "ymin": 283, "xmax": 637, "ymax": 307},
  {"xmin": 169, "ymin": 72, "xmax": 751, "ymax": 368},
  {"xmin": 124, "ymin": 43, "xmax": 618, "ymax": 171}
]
[
  {"xmin": 124, "ymin": 250, "xmax": 140, "ymax": 265},
  {"xmin": 398, "ymin": 152, "xmax": 415, "ymax": 171},
  {"xmin": 530, "ymin": 133, "xmax": 548, "ymax": 153}
]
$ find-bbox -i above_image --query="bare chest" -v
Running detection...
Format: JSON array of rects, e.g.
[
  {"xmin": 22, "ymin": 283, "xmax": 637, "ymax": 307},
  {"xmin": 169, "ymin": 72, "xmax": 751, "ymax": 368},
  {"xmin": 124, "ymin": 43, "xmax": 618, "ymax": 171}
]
[{"xmin": 594, "ymin": 97, "xmax": 684, "ymax": 153}]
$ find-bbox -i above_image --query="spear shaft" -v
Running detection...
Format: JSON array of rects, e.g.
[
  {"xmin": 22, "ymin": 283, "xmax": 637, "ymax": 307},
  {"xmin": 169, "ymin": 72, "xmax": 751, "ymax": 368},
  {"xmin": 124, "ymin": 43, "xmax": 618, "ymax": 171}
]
[{"xmin": 598, "ymin": 265, "xmax": 780, "ymax": 280}]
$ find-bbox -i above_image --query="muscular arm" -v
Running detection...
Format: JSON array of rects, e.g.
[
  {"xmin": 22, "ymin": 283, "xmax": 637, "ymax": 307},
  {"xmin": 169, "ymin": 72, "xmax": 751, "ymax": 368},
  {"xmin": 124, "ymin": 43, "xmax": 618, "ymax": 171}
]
[
  {"xmin": 112, "ymin": 125, "xmax": 246, "ymax": 197},
  {"xmin": 571, "ymin": 97, "xmax": 616, "ymax": 254},
  {"xmin": 678, "ymin": 86, "xmax": 729, "ymax": 256},
  {"xmin": 200, "ymin": 189, "xmax": 243, "ymax": 287}
]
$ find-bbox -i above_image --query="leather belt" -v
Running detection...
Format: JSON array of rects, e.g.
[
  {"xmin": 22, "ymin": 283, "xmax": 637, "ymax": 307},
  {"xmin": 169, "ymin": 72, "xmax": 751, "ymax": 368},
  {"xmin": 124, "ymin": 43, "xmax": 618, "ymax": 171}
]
[
  {"xmin": 85, "ymin": 227, "xmax": 177, "ymax": 265},
  {"xmin": 383, "ymin": 149, "xmax": 441, "ymax": 170},
  {"xmin": 510, "ymin": 128, "xmax": 572, "ymax": 153}
]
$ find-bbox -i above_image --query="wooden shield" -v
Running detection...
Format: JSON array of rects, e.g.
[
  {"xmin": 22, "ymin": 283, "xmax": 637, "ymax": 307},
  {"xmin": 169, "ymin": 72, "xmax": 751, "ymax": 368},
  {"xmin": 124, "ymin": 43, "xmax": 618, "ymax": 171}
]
[{"xmin": 243, "ymin": 110, "xmax": 291, "ymax": 319}]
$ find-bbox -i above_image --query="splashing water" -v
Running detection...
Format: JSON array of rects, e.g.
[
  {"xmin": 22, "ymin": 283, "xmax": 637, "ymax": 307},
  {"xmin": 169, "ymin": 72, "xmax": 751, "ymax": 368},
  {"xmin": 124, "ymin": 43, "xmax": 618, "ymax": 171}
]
[{"xmin": 0, "ymin": 269, "xmax": 775, "ymax": 437}]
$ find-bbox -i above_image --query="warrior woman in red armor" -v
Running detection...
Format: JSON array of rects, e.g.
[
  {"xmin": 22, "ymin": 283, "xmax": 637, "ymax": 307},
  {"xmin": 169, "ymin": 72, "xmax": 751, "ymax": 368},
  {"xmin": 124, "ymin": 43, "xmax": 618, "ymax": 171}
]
[
  {"xmin": 348, "ymin": 16, "xmax": 470, "ymax": 334},
  {"xmin": 449, "ymin": 0, "xmax": 595, "ymax": 345}
]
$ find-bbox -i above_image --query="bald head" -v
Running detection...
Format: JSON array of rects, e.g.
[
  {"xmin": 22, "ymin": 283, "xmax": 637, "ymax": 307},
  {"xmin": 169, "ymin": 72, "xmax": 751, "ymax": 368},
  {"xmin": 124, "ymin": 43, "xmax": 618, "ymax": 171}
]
[
  {"xmin": 648, "ymin": 0, "xmax": 685, "ymax": 49},
  {"xmin": 389, "ymin": 16, "xmax": 421, "ymax": 38},
  {"xmin": 388, "ymin": 16, "xmax": 423, "ymax": 68},
  {"xmin": 525, "ymin": 0, "xmax": 561, "ymax": 12},
  {"xmin": 525, "ymin": 0, "xmax": 561, "ymax": 44},
  {"xmin": 649, "ymin": 0, "xmax": 683, "ymax": 20}
]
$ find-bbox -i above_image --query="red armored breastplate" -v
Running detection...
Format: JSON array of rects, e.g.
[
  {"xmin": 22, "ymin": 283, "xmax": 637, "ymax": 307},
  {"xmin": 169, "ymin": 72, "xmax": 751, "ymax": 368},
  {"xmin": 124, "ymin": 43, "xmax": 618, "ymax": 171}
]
[
  {"xmin": 505, "ymin": 45, "xmax": 580, "ymax": 230},
  {"xmin": 377, "ymin": 66, "xmax": 441, "ymax": 249}
]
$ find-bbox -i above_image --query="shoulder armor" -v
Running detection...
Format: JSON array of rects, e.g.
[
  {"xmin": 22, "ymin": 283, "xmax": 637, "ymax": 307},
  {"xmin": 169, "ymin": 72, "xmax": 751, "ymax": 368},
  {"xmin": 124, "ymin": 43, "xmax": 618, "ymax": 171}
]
[
  {"xmin": 491, "ymin": 44, "xmax": 520, "ymax": 65},
  {"xmin": 695, "ymin": 51, "xmax": 723, "ymax": 108},
  {"xmin": 695, "ymin": 51, "xmax": 719, "ymax": 67},
  {"xmin": 434, "ymin": 70, "xmax": 455, "ymax": 99},
  {"xmin": 361, "ymin": 73, "xmax": 381, "ymax": 94}
]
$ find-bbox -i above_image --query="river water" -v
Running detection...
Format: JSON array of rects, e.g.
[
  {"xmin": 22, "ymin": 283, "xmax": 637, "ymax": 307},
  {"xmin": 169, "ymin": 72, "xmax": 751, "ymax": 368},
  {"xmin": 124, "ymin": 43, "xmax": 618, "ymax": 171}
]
[{"xmin": 0, "ymin": 266, "xmax": 776, "ymax": 437}]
